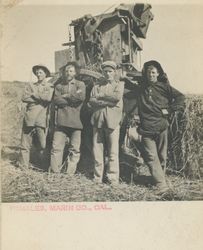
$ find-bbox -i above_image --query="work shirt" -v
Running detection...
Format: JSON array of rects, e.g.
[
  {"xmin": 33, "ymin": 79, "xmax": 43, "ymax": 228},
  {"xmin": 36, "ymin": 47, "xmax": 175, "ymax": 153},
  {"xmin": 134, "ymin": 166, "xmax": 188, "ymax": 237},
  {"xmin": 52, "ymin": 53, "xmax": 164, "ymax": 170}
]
[
  {"xmin": 89, "ymin": 80, "xmax": 124, "ymax": 129},
  {"xmin": 54, "ymin": 78, "xmax": 86, "ymax": 129},
  {"xmin": 136, "ymin": 81, "xmax": 185, "ymax": 135},
  {"xmin": 22, "ymin": 80, "xmax": 54, "ymax": 128}
]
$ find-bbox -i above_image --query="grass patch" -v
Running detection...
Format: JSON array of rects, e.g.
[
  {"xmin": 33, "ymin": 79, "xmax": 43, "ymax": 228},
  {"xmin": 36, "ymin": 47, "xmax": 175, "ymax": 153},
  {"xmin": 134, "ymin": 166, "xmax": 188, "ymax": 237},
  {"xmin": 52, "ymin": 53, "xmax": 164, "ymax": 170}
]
[{"xmin": 1, "ymin": 161, "xmax": 202, "ymax": 202}]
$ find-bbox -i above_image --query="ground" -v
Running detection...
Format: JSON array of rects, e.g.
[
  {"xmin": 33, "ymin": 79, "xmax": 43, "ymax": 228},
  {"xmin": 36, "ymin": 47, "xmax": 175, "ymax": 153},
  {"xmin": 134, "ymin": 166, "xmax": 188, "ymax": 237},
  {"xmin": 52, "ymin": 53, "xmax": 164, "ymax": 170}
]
[{"xmin": 1, "ymin": 155, "xmax": 203, "ymax": 202}]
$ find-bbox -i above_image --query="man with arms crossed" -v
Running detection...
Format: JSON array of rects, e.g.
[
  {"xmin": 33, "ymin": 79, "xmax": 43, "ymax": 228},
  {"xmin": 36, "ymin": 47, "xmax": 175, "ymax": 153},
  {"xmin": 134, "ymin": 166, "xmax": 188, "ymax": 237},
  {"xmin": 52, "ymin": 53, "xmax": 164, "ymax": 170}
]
[
  {"xmin": 19, "ymin": 64, "xmax": 53, "ymax": 169},
  {"xmin": 49, "ymin": 61, "xmax": 86, "ymax": 174},
  {"xmin": 88, "ymin": 61, "xmax": 124, "ymax": 184}
]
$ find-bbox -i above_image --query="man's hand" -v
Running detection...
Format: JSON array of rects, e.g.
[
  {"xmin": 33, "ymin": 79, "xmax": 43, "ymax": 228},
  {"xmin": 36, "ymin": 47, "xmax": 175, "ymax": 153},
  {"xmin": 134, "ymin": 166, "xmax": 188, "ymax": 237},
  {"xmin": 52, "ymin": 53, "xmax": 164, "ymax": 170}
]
[
  {"xmin": 97, "ymin": 92, "xmax": 105, "ymax": 99},
  {"xmin": 97, "ymin": 100, "xmax": 106, "ymax": 107},
  {"xmin": 161, "ymin": 109, "xmax": 169, "ymax": 116},
  {"xmin": 31, "ymin": 91, "xmax": 40, "ymax": 100},
  {"xmin": 62, "ymin": 93, "xmax": 70, "ymax": 98}
]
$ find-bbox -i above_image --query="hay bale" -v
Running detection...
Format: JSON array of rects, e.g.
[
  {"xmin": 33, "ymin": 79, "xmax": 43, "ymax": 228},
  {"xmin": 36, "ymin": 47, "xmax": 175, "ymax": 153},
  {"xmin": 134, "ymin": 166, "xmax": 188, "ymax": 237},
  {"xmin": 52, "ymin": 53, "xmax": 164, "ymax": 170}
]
[{"xmin": 168, "ymin": 95, "xmax": 203, "ymax": 178}]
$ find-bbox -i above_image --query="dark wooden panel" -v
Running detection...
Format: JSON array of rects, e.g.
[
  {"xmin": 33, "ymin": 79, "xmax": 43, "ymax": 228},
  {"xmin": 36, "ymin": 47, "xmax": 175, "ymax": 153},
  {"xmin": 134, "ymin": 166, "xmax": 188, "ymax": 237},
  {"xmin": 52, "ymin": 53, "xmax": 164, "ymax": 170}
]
[{"xmin": 102, "ymin": 25, "xmax": 122, "ymax": 64}]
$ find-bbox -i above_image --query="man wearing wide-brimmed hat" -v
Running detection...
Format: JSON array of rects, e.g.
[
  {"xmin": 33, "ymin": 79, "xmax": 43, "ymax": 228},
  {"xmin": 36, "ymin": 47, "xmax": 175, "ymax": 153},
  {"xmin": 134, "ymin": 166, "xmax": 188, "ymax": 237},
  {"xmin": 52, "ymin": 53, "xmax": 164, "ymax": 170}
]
[
  {"xmin": 18, "ymin": 64, "xmax": 54, "ymax": 169},
  {"xmin": 88, "ymin": 60, "xmax": 124, "ymax": 184}
]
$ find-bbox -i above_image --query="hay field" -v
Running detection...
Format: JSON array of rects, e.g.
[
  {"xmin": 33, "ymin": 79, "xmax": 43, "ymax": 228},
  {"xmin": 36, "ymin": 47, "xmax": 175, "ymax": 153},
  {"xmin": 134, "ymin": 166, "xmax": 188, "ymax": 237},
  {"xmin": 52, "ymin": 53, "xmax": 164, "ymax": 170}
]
[{"xmin": 1, "ymin": 81, "xmax": 203, "ymax": 202}]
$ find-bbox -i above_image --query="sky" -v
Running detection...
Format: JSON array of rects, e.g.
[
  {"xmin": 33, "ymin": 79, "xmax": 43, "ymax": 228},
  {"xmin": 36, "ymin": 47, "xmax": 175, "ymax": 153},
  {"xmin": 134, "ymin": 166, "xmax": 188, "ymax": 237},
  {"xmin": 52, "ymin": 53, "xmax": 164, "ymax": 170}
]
[{"xmin": 1, "ymin": 0, "xmax": 203, "ymax": 94}]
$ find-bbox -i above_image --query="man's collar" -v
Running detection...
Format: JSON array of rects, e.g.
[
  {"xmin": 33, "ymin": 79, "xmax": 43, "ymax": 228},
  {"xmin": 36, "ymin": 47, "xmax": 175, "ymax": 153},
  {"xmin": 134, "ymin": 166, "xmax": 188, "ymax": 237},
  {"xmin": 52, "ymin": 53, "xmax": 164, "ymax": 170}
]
[
  {"xmin": 107, "ymin": 80, "xmax": 118, "ymax": 85},
  {"xmin": 147, "ymin": 81, "xmax": 159, "ymax": 86},
  {"xmin": 64, "ymin": 78, "xmax": 76, "ymax": 85},
  {"xmin": 98, "ymin": 79, "xmax": 117, "ymax": 86},
  {"xmin": 69, "ymin": 78, "xmax": 75, "ymax": 84},
  {"xmin": 35, "ymin": 79, "xmax": 47, "ymax": 85}
]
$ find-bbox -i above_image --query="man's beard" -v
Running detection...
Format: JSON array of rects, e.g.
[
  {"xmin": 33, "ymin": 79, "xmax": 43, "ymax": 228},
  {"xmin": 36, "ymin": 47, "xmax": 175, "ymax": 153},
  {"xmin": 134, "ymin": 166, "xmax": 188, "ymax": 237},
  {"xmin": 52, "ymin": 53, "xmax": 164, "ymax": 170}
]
[{"xmin": 66, "ymin": 76, "xmax": 73, "ymax": 81}]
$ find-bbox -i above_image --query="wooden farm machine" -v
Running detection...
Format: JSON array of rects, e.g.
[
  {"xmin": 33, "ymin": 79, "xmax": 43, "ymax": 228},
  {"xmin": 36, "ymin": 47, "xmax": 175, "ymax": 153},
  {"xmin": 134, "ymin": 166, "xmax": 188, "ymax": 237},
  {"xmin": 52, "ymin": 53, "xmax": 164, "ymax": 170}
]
[
  {"xmin": 54, "ymin": 3, "xmax": 154, "ymax": 138},
  {"xmin": 55, "ymin": 3, "xmax": 154, "ymax": 87}
]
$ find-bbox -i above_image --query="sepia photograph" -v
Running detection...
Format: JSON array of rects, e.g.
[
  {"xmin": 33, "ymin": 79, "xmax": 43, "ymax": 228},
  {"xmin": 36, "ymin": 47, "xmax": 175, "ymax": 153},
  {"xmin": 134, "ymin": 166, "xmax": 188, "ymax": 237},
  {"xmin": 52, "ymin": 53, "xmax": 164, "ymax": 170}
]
[
  {"xmin": 1, "ymin": 0, "xmax": 203, "ymax": 203},
  {"xmin": 1, "ymin": 1, "xmax": 203, "ymax": 250}
]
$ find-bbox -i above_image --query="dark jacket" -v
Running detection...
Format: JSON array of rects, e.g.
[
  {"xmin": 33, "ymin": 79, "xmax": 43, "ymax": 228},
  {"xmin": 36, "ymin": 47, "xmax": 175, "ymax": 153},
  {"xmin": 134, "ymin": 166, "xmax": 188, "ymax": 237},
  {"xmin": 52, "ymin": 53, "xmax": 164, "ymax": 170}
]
[
  {"xmin": 54, "ymin": 78, "xmax": 86, "ymax": 129},
  {"xmin": 137, "ymin": 81, "xmax": 185, "ymax": 135},
  {"xmin": 136, "ymin": 60, "xmax": 185, "ymax": 135}
]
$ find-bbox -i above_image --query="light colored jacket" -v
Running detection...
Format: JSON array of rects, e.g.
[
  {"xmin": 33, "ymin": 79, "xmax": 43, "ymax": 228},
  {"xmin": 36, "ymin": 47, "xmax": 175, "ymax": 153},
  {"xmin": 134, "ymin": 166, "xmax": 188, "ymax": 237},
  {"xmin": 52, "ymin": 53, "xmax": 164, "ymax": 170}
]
[
  {"xmin": 22, "ymin": 80, "xmax": 54, "ymax": 128},
  {"xmin": 89, "ymin": 80, "xmax": 124, "ymax": 129}
]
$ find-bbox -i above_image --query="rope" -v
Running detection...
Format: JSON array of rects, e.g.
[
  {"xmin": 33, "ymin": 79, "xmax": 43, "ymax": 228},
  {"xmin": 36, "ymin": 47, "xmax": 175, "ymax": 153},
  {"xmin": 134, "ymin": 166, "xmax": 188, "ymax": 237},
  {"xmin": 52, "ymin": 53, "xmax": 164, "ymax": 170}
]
[{"xmin": 102, "ymin": 2, "xmax": 120, "ymax": 14}]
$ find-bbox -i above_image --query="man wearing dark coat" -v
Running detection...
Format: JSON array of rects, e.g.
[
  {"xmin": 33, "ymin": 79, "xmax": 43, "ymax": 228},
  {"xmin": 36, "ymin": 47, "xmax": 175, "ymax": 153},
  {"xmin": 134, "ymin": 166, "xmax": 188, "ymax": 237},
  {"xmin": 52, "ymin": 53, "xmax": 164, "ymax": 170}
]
[{"xmin": 135, "ymin": 60, "xmax": 185, "ymax": 194}]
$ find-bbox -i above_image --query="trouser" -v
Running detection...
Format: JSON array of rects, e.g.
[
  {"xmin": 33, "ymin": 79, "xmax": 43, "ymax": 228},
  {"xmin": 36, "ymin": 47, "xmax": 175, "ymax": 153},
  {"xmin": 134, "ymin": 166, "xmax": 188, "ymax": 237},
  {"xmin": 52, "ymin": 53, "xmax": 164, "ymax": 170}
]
[
  {"xmin": 19, "ymin": 125, "xmax": 46, "ymax": 168},
  {"xmin": 49, "ymin": 127, "xmax": 81, "ymax": 174},
  {"xmin": 93, "ymin": 126, "xmax": 120, "ymax": 184},
  {"xmin": 141, "ymin": 129, "xmax": 168, "ymax": 187},
  {"xmin": 77, "ymin": 124, "xmax": 94, "ymax": 177}
]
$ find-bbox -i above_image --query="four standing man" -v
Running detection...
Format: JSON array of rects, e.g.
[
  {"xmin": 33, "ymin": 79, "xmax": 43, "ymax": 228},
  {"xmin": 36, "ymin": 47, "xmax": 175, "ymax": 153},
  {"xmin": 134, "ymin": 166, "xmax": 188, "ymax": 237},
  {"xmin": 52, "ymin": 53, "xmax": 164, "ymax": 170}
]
[{"xmin": 19, "ymin": 59, "xmax": 185, "ymax": 193}]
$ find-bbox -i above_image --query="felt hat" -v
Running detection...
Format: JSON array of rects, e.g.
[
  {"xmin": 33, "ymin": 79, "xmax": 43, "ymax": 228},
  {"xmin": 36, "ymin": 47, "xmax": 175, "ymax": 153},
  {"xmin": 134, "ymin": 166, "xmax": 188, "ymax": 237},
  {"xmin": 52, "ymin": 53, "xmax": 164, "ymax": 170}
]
[{"xmin": 32, "ymin": 64, "xmax": 51, "ymax": 77}]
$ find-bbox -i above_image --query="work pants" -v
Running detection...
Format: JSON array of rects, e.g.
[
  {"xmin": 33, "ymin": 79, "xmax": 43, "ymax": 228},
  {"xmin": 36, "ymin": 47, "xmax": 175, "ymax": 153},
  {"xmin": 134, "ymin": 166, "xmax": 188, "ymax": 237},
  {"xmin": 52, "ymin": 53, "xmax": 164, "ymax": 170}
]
[
  {"xmin": 141, "ymin": 129, "xmax": 168, "ymax": 188},
  {"xmin": 19, "ymin": 125, "xmax": 46, "ymax": 168},
  {"xmin": 49, "ymin": 127, "xmax": 81, "ymax": 174},
  {"xmin": 93, "ymin": 126, "xmax": 120, "ymax": 184}
]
